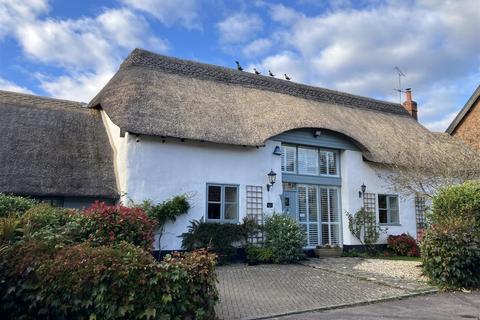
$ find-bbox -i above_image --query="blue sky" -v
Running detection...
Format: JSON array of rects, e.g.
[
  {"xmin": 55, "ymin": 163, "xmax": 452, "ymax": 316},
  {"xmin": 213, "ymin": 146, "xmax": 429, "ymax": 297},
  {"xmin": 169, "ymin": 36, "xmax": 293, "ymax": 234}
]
[{"xmin": 0, "ymin": 0, "xmax": 479, "ymax": 131}]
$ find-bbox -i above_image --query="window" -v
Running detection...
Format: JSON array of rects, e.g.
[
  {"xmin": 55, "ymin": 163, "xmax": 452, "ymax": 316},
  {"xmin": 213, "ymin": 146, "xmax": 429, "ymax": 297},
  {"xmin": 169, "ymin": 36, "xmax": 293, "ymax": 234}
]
[
  {"xmin": 298, "ymin": 147, "xmax": 319, "ymax": 175},
  {"xmin": 281, "ymin": 144, "xmax": 339, "ymax": 177},
  {"xmin": 281, "ymin": 145, "xmax": 296, "ymax": 173},
  {"xmin": 378, "ymin": 194, "xmax": 399, "ymax": 224},
  {"xmin": 320, "ymin": 150, "xmax": 338, "ymax": 176},
  {"xmin": 207, "ymin": 184, "xmax": 239, "ymax": 222}
]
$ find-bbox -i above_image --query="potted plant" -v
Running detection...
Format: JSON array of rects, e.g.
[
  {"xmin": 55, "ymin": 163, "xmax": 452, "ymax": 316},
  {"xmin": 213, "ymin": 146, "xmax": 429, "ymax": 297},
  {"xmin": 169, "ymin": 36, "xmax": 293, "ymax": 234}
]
[{"xmin": 314, "ymin": 244, "xmax": 343, "ymax": 258}]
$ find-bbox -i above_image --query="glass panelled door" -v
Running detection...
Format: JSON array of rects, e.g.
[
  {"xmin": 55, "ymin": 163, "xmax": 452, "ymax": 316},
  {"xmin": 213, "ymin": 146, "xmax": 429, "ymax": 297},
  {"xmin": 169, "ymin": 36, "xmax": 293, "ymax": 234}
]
[{"xmin": 293, "ymin": 184, "xmax": 340, "ymax": 247}]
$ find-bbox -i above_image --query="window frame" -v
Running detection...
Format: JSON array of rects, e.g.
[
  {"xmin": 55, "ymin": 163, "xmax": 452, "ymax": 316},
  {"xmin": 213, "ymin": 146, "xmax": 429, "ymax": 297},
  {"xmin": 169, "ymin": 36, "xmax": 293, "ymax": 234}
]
[
  {"xmin": 281, "ymin": 145, "xmax": 297, "ymax": 173},
  {"xmin": 280, "ymin": 144, "xmax": 340, "ymax": 178},
  {"xmin": 206, "ymin": 183, "xmax": 240, "ymax": 223},
  {"xmin": 377, "ymin": 194, "xmax": 400, "ymax": 225}
]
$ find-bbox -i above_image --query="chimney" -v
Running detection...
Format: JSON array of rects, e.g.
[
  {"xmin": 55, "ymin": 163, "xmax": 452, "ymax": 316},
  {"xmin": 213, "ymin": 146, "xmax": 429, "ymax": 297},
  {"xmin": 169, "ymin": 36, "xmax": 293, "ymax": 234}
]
[{"xmin": 402, "ymin": 88, "xmax": 418, "ymax": 120}]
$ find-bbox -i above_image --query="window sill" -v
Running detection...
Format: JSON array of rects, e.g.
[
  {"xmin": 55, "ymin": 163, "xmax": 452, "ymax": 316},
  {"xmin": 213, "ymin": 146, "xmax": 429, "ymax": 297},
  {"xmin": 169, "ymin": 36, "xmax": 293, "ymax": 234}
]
[
  {"xmin": 206, "ymin": 219, "xmax": 239, "ymax": 224},
  {"xmin": 379, "ymin": 223, "xmax": 401, "ymax": 227}
]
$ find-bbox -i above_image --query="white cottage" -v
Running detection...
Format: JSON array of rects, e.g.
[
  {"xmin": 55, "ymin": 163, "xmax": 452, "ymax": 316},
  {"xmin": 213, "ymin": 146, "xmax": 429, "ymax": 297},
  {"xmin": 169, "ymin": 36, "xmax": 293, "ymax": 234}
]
[{"xmin": 0, "ymin": 48, "xmax": 468, "ymax": 252}]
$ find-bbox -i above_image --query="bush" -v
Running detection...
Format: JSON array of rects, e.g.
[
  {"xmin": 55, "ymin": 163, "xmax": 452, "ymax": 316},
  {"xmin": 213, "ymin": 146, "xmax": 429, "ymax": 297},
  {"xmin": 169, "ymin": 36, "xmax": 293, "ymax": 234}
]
[
  {"xmin": 245, "ymin": 245, "xmax": 273, "ymax": 265},
  {"xmin": 0, "ymin": 241, "xmax": 218, "ymax": 319},
  {"xmin": 420, "ymin": 181, "xmax": 480, "ymax": 289},
  {"xmin": 138, "ymin": 195, "xmax": 190, "ymax": 250},
  {"xmin": 0, "ymin": 194, "xmax": 37, "ymax": 217},
  {"xmin": 429, "ymin": 181, "xmax": 480, "ymax": 227},
  {"xmin": 264, "ymin": 213, "xmax": 306, "ymax": 263},
  {"xmin": 387, "ymin": 233, "xmax": 419, "ymax": 257},
  {"xmin": 421, "ymin": 221, "xmax": 480, "ymax": 289},
  {"xmin": 181, "ymin": 218, "xmax": 258, "ymax": 263},
  {"xmin": 82, "ymin": 202, "xmax": 157, "ymax": 250}
]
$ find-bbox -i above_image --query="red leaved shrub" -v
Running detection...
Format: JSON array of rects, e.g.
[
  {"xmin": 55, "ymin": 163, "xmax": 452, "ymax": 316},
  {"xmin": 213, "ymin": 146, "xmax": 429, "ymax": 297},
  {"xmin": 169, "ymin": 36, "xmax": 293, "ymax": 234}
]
[
  {"xmin": 82, "ymin": 202, "xmax": 157, "ymax": 250},
  {"xmin": 387, "ymin": 233, "xmax": 420, "ymax": 257}
]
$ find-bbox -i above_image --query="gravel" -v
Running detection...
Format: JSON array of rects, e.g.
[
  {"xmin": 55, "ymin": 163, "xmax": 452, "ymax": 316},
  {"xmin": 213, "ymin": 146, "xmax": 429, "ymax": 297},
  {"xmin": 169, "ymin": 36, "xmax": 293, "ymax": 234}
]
[{"xmin": 353, "ymin": 259, "xmax": 427, "ymax": 282}]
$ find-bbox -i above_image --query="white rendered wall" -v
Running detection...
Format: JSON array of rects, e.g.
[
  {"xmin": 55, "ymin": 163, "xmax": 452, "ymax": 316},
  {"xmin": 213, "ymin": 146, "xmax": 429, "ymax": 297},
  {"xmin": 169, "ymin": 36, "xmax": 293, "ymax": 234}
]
[
  {"xmin": 120, "ymin": 134, "xmax": 283, "ymax": 250},
  {"xmin": 101, "ymin": 113, "xmax": 419, "ymax": 250},
  {"xmin": 340, "ymin": 150, "xmax": 418, "ymax": 245}
]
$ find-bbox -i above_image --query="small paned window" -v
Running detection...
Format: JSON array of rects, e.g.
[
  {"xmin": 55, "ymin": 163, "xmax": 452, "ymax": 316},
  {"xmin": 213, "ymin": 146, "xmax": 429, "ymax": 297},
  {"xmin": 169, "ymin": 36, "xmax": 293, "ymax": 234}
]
[
  {"xmin": 207, "ymin": 184, "xmax": 239, "ymax": 222},
  {"xmin": 320, "ymin": 150, "xmax": 338, "ymax": 176},
  {"xmin": 378, "ymin": 194, "xmax": 399, "ymax": 224},
  {"xmin": 281, "ymin": 145, "xmax": 296, "ymax": 173}
]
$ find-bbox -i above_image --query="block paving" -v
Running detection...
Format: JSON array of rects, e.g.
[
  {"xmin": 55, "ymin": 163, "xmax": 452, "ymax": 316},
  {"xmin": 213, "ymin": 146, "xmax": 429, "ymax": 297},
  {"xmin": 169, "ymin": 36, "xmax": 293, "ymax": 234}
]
[{"xmin": 216, "ymin": 263, "xmax": 415, "ymax": 320}]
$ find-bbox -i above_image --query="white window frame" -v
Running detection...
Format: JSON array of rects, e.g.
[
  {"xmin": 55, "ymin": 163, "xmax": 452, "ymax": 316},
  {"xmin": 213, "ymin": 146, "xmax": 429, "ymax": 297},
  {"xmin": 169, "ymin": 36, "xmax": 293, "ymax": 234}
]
[
  {"xmin": 378, "ymin": 194, "xmax": 400, "ymax": 225},
  {"xmin": 281, "ymin": 145, "xmax": 297, "ymax": 173},
  {"xmin": 281, "ymin": 144, "xmax": 340, "ymax": 177},
  {"xmin": 297, "ymin": 146, "xmax": 319, "ymax": 176},
  {"xmin": 320, "ymin": 149, "xmax": 340, "ymax": 177},
  {"xmin": 206, "ymin": 184, "xmax": 239, "ymax": 223}
]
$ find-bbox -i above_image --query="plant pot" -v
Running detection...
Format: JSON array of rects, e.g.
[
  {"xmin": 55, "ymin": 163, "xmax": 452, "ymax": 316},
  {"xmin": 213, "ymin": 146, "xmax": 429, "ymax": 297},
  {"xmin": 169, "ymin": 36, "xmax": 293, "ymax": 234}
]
[{"xmin": 314, "ymin": 247, "xmax": 343, "ymax": 258}]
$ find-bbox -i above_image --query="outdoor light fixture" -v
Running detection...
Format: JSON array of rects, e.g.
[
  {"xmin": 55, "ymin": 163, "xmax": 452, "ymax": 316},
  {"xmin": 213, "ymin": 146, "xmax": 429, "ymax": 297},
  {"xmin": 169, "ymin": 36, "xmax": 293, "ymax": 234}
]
[
  {"xmin": 359, "ymin": 183, "xmax": 366, "ymax": 198},
  {"xmin": 266, "ymin": 169, "xmax": 277, "ymax": 191},
  {"xmin": 314, "ymin": 130, "xmax": 322, "ymax": 137},
  {"xmin": 273, "ymin": 145, "xmax": 282, "ymax": 155}
]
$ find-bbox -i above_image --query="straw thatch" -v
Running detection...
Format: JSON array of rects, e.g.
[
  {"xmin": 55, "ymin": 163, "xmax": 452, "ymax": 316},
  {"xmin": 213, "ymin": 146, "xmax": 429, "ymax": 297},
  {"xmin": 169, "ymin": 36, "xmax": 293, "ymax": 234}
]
[
  {"xmin": 89, "ymin": 48, "xmax": 472, "ymax": 166},
  {"xmin": 0, "ymin": 90, "xmax": 117, "ymax": 198}
]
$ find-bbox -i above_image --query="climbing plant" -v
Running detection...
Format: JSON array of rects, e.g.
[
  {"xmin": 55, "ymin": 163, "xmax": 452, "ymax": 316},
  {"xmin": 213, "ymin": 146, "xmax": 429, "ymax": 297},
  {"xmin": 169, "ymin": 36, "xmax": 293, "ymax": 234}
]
[{"xmin": 347, "ymin": 207, "xmax": 387, "ymax": 253}]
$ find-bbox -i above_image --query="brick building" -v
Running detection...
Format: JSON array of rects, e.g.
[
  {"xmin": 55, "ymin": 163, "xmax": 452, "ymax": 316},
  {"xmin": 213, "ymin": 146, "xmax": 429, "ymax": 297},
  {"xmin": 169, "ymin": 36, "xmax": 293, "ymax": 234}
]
[{"xmin": 446, "ymin": 85, "xmax": 480, "ymax": 151}]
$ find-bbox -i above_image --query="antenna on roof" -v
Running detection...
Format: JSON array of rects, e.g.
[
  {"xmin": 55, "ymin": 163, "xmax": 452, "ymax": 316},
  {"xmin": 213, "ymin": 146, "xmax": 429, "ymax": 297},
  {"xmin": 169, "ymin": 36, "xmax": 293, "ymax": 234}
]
[{"xmin": 393, "ymin": 66, "xmax": 406, "ymax": 104}]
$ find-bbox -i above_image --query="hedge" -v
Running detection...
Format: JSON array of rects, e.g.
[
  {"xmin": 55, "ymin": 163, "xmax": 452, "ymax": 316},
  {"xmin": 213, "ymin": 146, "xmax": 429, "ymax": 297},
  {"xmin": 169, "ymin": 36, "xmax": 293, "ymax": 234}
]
[
  {"xmin": 0, "ymin": 201, "xmax": 219, "ymax": 319},
  {"xmin": 0, "ymin": 193, "xmax": 37, "ymax": 217},
  {"xmin": 421, "ymin": 181, "xmax": 480, "ymax": 289}
]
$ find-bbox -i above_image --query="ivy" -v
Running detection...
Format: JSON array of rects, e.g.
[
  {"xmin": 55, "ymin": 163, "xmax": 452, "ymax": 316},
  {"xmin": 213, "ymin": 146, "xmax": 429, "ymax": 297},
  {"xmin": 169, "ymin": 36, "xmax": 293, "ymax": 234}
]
[{"xmin": 347, "ymin": 207, "xmax": 387, "ymax": 253}]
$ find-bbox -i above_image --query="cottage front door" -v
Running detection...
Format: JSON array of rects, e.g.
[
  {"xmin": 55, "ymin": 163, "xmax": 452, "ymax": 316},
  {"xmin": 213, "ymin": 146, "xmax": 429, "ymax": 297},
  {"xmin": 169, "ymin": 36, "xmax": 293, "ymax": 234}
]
[{"xmin": 282, "ymin": 190, "xmax": 297, "ymax": 220}]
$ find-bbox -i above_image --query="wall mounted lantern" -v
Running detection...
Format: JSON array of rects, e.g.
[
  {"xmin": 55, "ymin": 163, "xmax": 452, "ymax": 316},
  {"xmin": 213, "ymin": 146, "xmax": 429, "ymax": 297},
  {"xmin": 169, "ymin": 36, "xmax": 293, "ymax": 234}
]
[
  {"xmin": 266, "ymin": 169, "xmax": 277, "ymax": 191},
  {"xmin": 273, "ymin": 145, "xmax": 282, "ymax": 155},
  {"xmin": 314, "ymin": 130, "xmax": 322, "ymax": 137},
  {"xmin": 359, "ymin": 183, "xmax": 366, "ymax": 198}
]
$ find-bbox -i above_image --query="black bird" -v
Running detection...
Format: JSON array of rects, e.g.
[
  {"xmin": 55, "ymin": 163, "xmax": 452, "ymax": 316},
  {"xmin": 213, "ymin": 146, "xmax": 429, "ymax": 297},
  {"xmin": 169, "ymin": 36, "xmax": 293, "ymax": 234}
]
[
  {"xmin": 253, "ymin": 68, "xmax": 261, "ymax": 75},
  {"xmin": 235, "ymin": 61, "xmax": 243, "ymax": 71},
  {"xmin": 284, "ymin": 74, "xmax": 291, "ymax": 80},
  {"xmin": 268, "ymin": 70, "xmax": 275, "ymax": 77}
]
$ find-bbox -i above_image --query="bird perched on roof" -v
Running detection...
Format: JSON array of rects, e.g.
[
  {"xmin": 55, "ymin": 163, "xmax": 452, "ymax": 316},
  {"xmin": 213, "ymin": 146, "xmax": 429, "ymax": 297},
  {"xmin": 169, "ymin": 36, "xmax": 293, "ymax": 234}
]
[
  {"xmin": 235, "ymin": 61, "xmax": 243, "ymax": 71},
  {"xmin": 284, "ymin": 74, "xmax": 291, "ymax": 80},
  {"xmin": 253, "ymin": 68, "xmax": 261, "ymax": 75},
  {"xmin": 268, "ymin": 70, "xmax": 275, "ymax": 77}
]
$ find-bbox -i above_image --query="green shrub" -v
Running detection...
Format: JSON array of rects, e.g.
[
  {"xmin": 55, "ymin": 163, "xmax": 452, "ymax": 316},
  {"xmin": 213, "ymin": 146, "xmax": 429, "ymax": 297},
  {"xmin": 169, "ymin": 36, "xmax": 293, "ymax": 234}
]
[
  {"xmin": 82, "ymin": 202, "xmax": 157, "ymax": 250},
  {"xmin": 20, "ymin": 203, "xmax": 91, "ymax": 246},
  {"xmin": 0, "ymin": 241, "xmax": 218, "ymax": 319},
  {"xmin": 0, "ymin": 194, "xmax": 37, "ymax": 217},
  {"xmin": 0, "ymin": 215, "xmax": 21, "ymax": 244},
  {"xmin": 387, "ymin": 233, "xmax": 419, "ymax": 257},
  {"xmin": 181, "ymin": 218, "xmax": 258, "ymax": 263},
  {"xmin": 421, "ymin": 181, "xmax": 480, "ymax": 289},
  {"xmin": 138, "ymin": 195, "xmax": 190, "ymax": 249},
  {"xmin": 245, "ymin": 245, "xmax": 273, "ymax": 265},
  {"xmin": 421, "ymin": 220, "xmax": 480, "ymax": 289},
  {"xmin": 264, "ymin": 213, "xmax": 306, "ymax": 263},
  {"xmin": 429, "ymin": 181, "xmax": 480, "ymax": 227}
]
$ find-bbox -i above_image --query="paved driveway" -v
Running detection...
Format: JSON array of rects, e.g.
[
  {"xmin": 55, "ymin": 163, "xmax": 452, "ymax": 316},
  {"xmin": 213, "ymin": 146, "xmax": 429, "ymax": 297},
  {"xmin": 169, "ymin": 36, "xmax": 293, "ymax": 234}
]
[
  {"xmin": 216, "ymin": 263, "xmax": 423, "ymax": 320},
  {"xmin": 273, "ymin": 291, "xmax": 480, "ymax": 320}
]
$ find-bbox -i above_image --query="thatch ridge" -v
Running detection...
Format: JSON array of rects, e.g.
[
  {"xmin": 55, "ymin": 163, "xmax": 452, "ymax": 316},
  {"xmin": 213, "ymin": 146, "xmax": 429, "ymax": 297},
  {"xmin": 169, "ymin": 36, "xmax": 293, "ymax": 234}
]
[
  {"xmin": 0, "ymin": 90, "xmax": 118, "ymax": 198},
  {"xmin": 91, "ymin": 48, "xmax": 408, "ymax": 116}
]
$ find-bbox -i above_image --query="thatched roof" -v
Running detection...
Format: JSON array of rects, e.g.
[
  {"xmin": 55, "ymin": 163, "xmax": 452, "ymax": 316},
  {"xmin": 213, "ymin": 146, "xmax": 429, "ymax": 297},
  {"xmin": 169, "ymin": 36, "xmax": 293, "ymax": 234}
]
[
  {"xmin": 89, "ymin": 48, "xmax": 474, "ymax": 166},
  {"xmin": 0, "ymin": 90, "xmax": 118, "ymax": 198}
]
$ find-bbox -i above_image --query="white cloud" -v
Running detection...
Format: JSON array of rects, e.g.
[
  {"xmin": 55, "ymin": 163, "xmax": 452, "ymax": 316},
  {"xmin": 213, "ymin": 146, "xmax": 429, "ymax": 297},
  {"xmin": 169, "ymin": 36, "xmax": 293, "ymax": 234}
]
[
  {"xmin": 0, "ymin": 2, "xmax": 169, "ymax": 101},
  {"xmin": 121, "ymin": 0, "xmax": 200, "ymax": 29},
  {"xmin": 251, "ymin": 1, "xmax": 480, "ymax": 131},
  {"xmin": 0, "ymin": 77, "xmax": 34, "ymax": 94},
  {"xmin": 0, "ymin": 0, "xmax": 48, "ymax": 39},
  {"xmin": 217, "ymin": 13, "xmax": 263, "ymax": 44},
  {"xmin": 37, "ymin": 71, "xmax": 114, "ymax": 102},
  {"xmin": 242, "ymin": 38, "xmax": 272, "ymax": 57},
  {"xmin": 424, "ymin": 112, "xmax": 458, "ymax": 132}
]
